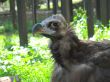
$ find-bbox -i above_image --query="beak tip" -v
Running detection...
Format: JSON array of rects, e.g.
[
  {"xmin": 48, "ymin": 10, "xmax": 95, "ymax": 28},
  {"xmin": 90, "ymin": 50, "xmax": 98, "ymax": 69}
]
[{"xmin": 32, "ymin": 23, "xmax": 42, "ymax": 36}]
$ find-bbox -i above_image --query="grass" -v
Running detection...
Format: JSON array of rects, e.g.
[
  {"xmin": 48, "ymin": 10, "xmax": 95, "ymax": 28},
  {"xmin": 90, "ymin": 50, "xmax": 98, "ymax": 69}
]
[
  {"xmin": 0, "ymin": 8, "xmax": 110, "ymax": 82},
  {"xmin": 0, "ymin": 34, "xmax": 53, "ymax": 82}
]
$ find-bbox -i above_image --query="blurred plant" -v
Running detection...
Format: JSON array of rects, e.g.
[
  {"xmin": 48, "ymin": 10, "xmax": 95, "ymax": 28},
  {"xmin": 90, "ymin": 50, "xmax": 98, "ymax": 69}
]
[{"xmin": 72, "ymin": 7, "xmax": 110, "ymax": 40}]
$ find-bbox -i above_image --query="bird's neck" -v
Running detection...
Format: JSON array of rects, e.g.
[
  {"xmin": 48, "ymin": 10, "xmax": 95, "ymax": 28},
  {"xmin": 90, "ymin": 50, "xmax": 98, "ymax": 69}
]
[
  {"xmin": 50, "ymin": 28, "xmax": 81, "ymax": 68},
  {"xmin": 51, "ymin": 27, "xmax": 78, "ymax": 41}
]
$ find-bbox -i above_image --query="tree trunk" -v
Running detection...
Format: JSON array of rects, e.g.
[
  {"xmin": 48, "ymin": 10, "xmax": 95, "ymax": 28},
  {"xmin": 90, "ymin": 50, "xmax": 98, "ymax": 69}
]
[
  {"xmin": 47, "ymin": 0, "xmax": 50, "ymax": 10},
  {"xmin": 61, "ymin": 0, "xmax": 73, "ymax": 22},
  {"xmin": 52, "ymin": 0, "xmax": 58, "ymax": 14},
  {"xmin": 16, "ymin": 0, "xmax": 28, "ymax": 46},
  {"xmin": 84, "ymin": 0, "xmax": 94, "ymax": 38},
  {"xmin": 32, "ymin": 0, "xmax": 37, "ymax": 24},
  {"xmin": 9, "ymin": 0, "xmax": 17, "ymax": 29}
]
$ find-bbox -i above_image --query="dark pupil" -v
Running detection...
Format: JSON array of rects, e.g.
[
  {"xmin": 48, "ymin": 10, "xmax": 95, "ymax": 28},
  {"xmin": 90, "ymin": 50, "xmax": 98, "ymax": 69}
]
[
  {"xmin": 48, "ymin": 22, "xmax": 58, "ymax": 30},
  {"xmin": 53, "ymin": 22, "xmax": 58, "ymax": 26}
]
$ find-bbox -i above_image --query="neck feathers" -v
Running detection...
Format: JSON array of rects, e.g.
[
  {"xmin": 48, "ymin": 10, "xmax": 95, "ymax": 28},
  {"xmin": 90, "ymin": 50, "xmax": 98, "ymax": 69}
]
[{"xmin": 50, "ymin": 27, "xmax": 80, "ymax": 68}]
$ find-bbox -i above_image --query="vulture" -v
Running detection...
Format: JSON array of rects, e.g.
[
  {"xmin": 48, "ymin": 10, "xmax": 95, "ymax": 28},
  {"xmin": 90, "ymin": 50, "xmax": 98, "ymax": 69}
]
[{"xmin": 32, "ymin": 14, "xmax": 110, "ymax": 82}]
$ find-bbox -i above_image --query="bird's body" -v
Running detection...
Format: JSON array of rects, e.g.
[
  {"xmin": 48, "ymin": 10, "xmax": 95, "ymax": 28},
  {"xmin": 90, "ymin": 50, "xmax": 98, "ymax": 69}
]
[
  {"xmin": 50, "ymin": 28, "xmax": 110, "ymax": 82},
  {"xmin": 51, "ymin": 31, "xmax": 110, "ymax": 82},
  {"xmin": 32, "ymin": 14, "xmax": 110, "ymax": 82}
]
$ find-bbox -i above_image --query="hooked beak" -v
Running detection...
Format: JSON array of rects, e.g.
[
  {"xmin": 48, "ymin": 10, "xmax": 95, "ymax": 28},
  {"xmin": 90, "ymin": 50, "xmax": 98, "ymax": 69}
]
[
  {"xmin": 32, "ymin": 23, "xmax": 56, "ymax": 37},
  {"xmin": 32, "ymin": 23, "xmax": 44, "ymax": 35}
]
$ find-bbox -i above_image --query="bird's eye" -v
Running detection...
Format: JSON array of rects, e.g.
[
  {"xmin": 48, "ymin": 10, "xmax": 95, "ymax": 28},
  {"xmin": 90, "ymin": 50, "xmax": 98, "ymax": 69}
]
[
  {"xmin": 52, "ymin": 22, "xmax": 58, "ymax": 27},
  {"xmin": 48, "ymin": 22, "xmax": 59, "ymax": 31},
  {"xmin": 48, "ymin": 22, "xmax": 58, "ymax": 27}
]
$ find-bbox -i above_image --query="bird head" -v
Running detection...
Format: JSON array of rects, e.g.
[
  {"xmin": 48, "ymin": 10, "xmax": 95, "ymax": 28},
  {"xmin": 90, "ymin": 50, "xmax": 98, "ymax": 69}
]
[{"xmin": 32, "ymin": 14, "xmax": 68, "ymax": 39}]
